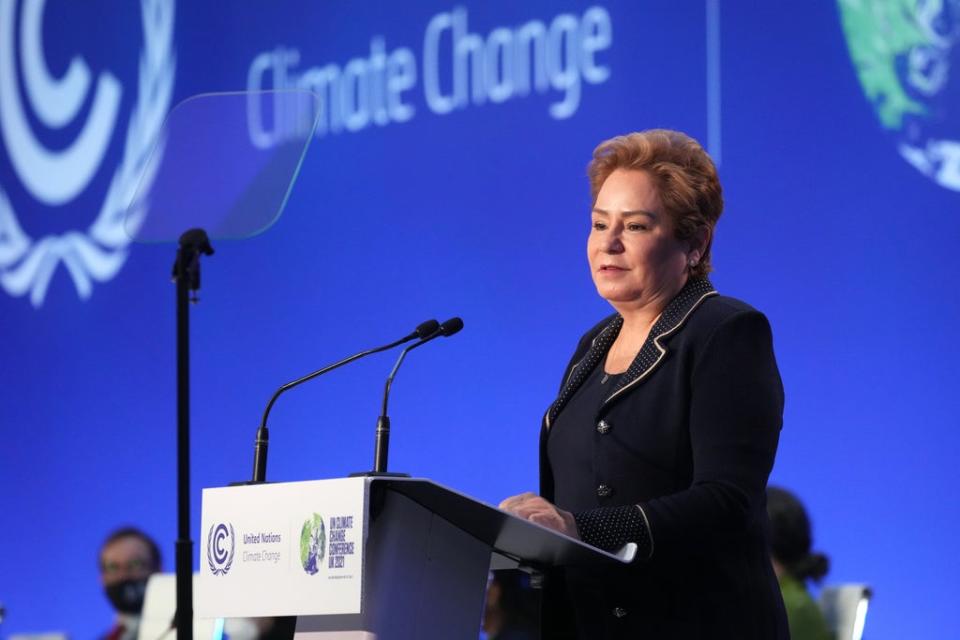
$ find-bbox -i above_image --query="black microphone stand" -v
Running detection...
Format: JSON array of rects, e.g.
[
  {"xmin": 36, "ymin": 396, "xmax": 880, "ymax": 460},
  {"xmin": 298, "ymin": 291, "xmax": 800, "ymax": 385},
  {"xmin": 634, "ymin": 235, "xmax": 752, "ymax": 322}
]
[
  {"xmin": 250, "ymin": 346, "xmax": 406, "ymax": 483},
  {"xmin": 172, "ymin": 228, "xmax": 213, "ymax": 640},
  {"xmin": 359, "ymin": 317, "xmax": 463, "ymax": 477},
  {"xmin": 371, "ymin": 342, "xmax": 426, "ymax": 475},
  {"xmin": 251, "ymin": 320, "xmax": 439, "ymax": 483}
]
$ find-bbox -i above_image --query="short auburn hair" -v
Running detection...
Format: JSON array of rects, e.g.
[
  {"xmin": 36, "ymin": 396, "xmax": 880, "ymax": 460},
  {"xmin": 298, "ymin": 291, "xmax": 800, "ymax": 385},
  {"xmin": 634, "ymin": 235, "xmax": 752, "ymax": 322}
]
[{"xmin": 587, "ymin": 129, "xmax": 723, "ymax": 278}]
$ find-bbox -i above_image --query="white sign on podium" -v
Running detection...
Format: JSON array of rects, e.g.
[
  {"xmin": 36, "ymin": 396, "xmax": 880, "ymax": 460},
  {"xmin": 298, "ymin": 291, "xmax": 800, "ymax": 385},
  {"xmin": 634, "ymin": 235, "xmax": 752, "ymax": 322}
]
[
  {"xmin": 199, "ymin": 476, "xmax": 634, "ymax": 638},
  {"xmin": 198, "ymin": 477, "xmax": 367, "ymax": 619}
]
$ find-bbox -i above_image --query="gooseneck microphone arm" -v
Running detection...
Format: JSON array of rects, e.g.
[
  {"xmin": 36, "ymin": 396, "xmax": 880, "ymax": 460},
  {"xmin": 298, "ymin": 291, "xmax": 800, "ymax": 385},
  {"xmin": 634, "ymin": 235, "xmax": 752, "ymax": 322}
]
[
  {"xmin": 251, "ymin": 319, "xmax": 439, "ymax": 483},
  {"xmin": 380, "ymin": 336, "xmax": 432, "ymax": 417},
  {"xmin": 372, "ymin": 317, "xmax": 464, "ymax": 474}
]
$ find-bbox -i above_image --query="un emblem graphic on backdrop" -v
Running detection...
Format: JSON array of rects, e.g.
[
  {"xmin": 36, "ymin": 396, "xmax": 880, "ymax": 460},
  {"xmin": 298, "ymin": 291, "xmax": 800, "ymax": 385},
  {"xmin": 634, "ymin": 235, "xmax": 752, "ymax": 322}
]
[
  {"xmin": 300, "ymin": 513, "xmax": 326, "ymax": 575},
  {"xmin": 0, "ymin": 0, "xmax": 175, "ymax": 307},
  {"xmin": 207, "ymin": 522, "xmax": 236, "ymax": 576},
  {"xmin": 839, "ymin": 0, "xmax": 960, "ymax": 191}
]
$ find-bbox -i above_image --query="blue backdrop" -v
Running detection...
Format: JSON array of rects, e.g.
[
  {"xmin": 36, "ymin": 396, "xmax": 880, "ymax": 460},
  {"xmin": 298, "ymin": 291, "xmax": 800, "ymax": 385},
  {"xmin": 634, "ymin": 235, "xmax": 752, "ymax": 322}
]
[{"xmin": 1, "ymin": 1, "xmax": 958, "ymax": 638}]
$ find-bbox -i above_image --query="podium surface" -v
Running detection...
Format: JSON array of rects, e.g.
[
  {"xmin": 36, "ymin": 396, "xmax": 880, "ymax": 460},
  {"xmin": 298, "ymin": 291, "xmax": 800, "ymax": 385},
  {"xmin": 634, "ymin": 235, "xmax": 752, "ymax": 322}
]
[{"xmin": 199, "ymin": 477, "xmax": 633, "ymax": 638}]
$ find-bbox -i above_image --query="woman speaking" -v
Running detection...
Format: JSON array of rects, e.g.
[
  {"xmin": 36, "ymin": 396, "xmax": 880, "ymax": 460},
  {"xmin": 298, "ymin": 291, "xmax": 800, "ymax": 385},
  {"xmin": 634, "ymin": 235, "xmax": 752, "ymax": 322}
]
[{"xmin": 500, "ymin": 130, "xmax": 789, "ymax": 639}]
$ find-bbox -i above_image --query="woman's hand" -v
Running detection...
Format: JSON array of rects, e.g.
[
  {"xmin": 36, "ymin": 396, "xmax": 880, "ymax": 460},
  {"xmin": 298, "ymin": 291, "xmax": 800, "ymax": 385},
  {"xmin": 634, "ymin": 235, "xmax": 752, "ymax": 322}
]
[{"xmin": 499, "ymin": 492, "xmax": 580, "ymax": 539}]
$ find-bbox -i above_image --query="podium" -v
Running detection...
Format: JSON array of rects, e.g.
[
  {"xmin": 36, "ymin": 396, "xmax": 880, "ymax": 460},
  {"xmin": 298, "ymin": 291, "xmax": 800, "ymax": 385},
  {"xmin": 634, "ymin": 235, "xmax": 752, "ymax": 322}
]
[{"xmin": 198, "ymin": 477, "xmax": 634, "ymax": 639}]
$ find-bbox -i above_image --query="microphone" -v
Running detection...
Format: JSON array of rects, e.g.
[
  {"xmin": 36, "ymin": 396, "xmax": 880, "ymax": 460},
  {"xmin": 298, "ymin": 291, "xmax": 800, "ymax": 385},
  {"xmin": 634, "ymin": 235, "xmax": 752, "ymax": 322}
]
[
  {"xmin": 251, "ymin": 319, "xmax": 439, "ymax": 482},
  {"xmin": 369, "ymin": 317, "xmax": 464, "ymax": 475}
]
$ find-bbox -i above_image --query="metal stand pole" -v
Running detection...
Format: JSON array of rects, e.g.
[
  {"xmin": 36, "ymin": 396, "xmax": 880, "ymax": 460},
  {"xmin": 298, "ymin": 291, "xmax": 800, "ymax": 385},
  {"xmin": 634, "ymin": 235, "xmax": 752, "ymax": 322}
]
[{"xmin": 172, "ymin": 229, "xmax": 213, "ymax": 640}]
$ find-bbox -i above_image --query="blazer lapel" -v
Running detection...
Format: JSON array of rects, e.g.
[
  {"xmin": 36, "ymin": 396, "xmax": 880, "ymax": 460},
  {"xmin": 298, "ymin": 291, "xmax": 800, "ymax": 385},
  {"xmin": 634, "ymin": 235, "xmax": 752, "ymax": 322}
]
[
  {"xmin": 545, "ymin": 315, "xmax": 622, "ymax": 429},
  {"xmin": 603, "ymin": 278, "xmax": 717, "ymax": 408},
  {"xmin": 545, "ymin": 279, "xmax": 718, "ymax": 429}
]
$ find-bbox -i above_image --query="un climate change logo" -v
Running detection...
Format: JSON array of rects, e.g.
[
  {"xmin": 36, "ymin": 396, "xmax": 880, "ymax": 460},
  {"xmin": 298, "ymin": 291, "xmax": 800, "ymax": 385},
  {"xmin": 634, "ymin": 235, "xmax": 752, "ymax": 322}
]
[
  {"xmin": 207, "ymin": 522, "xmax": 236, "ymax": 576},
  {"xmin": 300, "ymin": 513, "xmax": 326, "ymax": 575},
  {"xmin": 839, "ymin": 0, "xmax": 960, "ymax": 191},
  {"xmin": 0, "ymin": 0, "xmax": 176, "ymax": 307}
]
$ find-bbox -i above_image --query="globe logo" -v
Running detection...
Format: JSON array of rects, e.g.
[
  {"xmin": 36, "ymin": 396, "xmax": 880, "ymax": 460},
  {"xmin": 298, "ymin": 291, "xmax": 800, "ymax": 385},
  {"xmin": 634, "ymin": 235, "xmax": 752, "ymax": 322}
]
[
  {"xmin": 206, "ymin": 522, "xmax": 235, "ymax": 576},
  {"xmin": 839, "ymin": 0, "xmax": 960, "ymax": 191},
  {"xmin": 300, "ymin": 513, "xmax": 326, "ymax": 575}
]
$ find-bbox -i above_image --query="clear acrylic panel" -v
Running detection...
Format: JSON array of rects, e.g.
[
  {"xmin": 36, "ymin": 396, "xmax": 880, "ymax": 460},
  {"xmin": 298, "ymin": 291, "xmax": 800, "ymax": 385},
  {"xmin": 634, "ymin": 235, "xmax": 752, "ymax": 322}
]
[{"xmin": 124, "ymin": 90, "xmax": 320, "ymax": 242}]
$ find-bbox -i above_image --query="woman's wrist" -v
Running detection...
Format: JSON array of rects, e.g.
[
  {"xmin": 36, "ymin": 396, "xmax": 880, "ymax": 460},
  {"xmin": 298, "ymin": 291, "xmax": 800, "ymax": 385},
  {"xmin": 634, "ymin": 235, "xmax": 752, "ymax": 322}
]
[{"xmin": 573, "ymin": 504, "xmax": 652, "ymax": 557}]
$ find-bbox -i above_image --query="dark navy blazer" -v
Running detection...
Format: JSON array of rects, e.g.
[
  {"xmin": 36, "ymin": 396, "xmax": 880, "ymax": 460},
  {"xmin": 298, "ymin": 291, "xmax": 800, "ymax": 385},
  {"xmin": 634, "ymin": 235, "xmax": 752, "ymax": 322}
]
[{"xmin": 539, "ymin": 278, "xmax": 790, "ymax": 639}]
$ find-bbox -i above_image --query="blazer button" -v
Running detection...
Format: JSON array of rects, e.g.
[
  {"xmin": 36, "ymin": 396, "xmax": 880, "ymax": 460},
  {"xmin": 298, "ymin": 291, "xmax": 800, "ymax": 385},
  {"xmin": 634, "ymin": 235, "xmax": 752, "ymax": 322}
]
[
  {"xmin": 613, "ymin": 607, "xmax": 628, "ymax": 618},
  {"xmin": 596, "ymin": 419, "xmax": 611, "ymax": 434},
  {"xmin": 596, "ymin": 484, "xmax": 612, "ymax": 498}
]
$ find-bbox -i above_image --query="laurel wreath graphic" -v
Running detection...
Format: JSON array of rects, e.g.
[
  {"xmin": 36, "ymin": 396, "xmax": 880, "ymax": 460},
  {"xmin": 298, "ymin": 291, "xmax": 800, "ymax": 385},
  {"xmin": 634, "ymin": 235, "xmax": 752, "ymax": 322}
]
[
  {"xmin": 0, "ymin": 0, "xmax": 176, "ymax": 307},
  {"xmin": 207, "ymin": 522, "xmax": 236, "ymax": 576}
]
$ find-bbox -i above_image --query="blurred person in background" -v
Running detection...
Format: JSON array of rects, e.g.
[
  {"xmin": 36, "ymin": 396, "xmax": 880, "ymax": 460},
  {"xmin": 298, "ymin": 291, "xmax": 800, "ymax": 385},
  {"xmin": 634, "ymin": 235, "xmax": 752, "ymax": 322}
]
[
  {"xmin": 481, "ymin": 570, "xmax": 537, "ymax": 640},
  {"xmin": 767, "ymin": 486, "xmax": 833, "ymax": 640},
  {"xmin": 98, "ymin": 526, "xmax": 161, "ymax": 640}
]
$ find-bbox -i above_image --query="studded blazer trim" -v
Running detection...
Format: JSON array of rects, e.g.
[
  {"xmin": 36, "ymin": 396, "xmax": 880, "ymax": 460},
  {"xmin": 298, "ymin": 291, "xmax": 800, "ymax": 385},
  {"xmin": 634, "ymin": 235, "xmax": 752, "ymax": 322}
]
[{"xmin": 545, "ymin": 278, "xmax": 717, "ymax": 429}]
